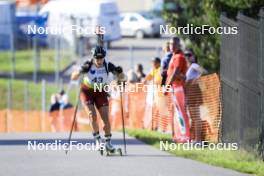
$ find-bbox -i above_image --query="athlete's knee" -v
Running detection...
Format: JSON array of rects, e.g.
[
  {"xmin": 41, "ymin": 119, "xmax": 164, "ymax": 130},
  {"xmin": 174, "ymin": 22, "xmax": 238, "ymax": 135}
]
[{"xmin": 89, "ymin": 110, "xmax": 97, "ymax": 118}]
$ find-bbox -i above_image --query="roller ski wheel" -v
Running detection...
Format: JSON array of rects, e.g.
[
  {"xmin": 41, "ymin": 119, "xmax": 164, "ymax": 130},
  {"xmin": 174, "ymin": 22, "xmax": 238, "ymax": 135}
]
[
  {"xmin": 99, "ymin": 147, "xmax": 104, "ymax": 156},
  {"xmin": 105, "ymin": 148, "xmax": 122, "ymax": 156}
]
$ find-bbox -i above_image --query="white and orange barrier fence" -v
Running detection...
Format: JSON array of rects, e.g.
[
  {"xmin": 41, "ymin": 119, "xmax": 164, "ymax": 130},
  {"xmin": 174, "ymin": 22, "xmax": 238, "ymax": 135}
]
[{"xmin": 0, "ymin": 74, "xmax": 221, "ymax": 143}]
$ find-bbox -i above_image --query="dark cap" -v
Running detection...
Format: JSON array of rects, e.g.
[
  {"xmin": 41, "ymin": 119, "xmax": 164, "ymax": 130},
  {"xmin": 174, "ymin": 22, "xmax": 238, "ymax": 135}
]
[
  {"xmin": 60, "ymin": 90, "xmax": 65, "ymax": 95},
  {"xmin": 152, "ymin": 57, "xmax": 161, "ymax": 63},
  {"xmin": 92, "ymin": 45, "xmax": 106, "ymax": 58},
  {"xmin": 171, "ymin": 36, "xmax": 181, "ymax": 45}
]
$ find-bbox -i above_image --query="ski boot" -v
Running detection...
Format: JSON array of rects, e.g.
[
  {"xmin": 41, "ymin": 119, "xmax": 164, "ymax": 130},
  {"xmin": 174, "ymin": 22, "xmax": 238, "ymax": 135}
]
[
  {"xmin": 103, "ymin": 134, "xmax": 122, "ymax": 156},
  {"xmin": 92, "ymin": 132, "xmax": 104, "ymax": 154}
]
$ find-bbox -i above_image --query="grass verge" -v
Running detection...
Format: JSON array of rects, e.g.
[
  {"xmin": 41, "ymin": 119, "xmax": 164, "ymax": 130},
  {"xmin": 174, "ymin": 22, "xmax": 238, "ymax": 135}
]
[
  {"xmin": 126, "ymin": 128, "xmax": 264, "ymax": 176},
  {"xmin": 0, "ymin": 49, "xmax": 72, "ymax": 74},
  {"xmin": 0, "ymin": 78, "xmax": 77, "ymax": 110}
]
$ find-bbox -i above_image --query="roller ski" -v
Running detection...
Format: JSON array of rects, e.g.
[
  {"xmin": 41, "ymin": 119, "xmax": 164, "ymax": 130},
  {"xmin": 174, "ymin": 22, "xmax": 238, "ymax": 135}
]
[{"xmin": 100, "ymin": 134, "xmax": 122, "ymax": 156}]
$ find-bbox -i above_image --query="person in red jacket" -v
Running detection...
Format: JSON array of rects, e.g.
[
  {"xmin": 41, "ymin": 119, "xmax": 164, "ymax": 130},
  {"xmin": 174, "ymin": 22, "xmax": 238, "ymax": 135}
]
[{"xmin": 166, "ymin": 37, "xmax": 190, "ymax": 142}]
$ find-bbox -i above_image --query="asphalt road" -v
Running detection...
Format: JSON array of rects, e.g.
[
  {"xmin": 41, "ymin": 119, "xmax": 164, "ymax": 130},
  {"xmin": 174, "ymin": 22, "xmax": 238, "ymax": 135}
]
[
  {"xmin": 64, "ymin": 37, "xmax": 170, "ymax": 78},
  {"xmin": 0, "ymin": 132, "xmax": 251, "ymax": 176},
  {"xmin": 108, "ymin": 37, "xmax": 169, "ymax": 72}
]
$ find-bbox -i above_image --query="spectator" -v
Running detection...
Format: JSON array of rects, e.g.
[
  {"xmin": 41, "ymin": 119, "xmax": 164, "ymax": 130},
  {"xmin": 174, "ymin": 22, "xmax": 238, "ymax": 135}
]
[
  {"xmin": 161, "ymin": 41, "xmax": 173, "ymax": 86},
  {"xmin": 184, "ymin": 48, "xmax": 207, "ymax": 142},
  {"xmin": 143, "ymin": 57, "xmax": 162, "ymax": 85},
  {"xmin": 61, "ymin": 95, "xmax": 73, "ymax": 109},
  {"xmin": 184, "ymin": 48, "xmax": 207, "ymax": 83},
  {"xmin": 58, "ymin": 90, "xmax": 69, "ymax": 107},
  {"xmin": 49, "ymin": 94, "xmax": 60, "ymax": 113},
  {"xmin": 142, "ymin": 57, "xmax": 161, "ymax": 130},
  {"xmin": 144, "ymin": 57, "xmax": 170, "ymax": 131},
  {"xmin": 135, "ymin": 64, "xmax": 146, "ymax": 82},
  {"xmin": 127, "ymin": 69, "xmax": 139, "ymax": 83},
  {"xmin": 166, "ymin": 36, "xmax": 190, "ymax": 142}
]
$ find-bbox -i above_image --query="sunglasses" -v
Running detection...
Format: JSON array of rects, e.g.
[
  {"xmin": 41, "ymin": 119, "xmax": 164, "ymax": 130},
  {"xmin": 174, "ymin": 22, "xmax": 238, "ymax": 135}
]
[{"xmin": 185, "ymin": 53, "xmax": 192, "ymax": 57}]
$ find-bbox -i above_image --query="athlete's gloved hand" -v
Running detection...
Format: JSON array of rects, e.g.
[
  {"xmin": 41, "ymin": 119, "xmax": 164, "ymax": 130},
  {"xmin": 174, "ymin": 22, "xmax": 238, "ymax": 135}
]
[
  {"xmin": 116, "ymin": 66, "xmax": 123, "ymax": 74},
  {"xmin": 117, "ymin": 73, "xmax": 127, "ymax": 86},
  {"xmin": 117, "ymin": 72, "xmax": 126, "ymax": 81},
  {"xmin": 80, "ymin": 63, "xmax": 90, "ymax": 74}
]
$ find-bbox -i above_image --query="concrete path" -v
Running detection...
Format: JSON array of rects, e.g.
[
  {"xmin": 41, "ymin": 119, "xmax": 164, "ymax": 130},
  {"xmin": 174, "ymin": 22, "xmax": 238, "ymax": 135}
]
[{"xmin": 0, "ymin": 132, "xmax": 251, "ymax": 176}]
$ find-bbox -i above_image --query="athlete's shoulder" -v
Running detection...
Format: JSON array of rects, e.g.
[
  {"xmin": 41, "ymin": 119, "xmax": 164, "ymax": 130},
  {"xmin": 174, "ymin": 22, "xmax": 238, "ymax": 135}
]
[
  {"xmin": 107, "ymin": 62, "xmax": 116, "ymax": 72},
  {"xmin": 81, "ymin": 59, "xmax": 93, "ymax": 73}
]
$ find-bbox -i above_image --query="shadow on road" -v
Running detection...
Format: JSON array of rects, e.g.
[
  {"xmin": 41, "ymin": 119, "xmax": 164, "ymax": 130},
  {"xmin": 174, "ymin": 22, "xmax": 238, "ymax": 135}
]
[{"xmin": 124, "ymin": 154, "xmax": 174, "ymax": 158}]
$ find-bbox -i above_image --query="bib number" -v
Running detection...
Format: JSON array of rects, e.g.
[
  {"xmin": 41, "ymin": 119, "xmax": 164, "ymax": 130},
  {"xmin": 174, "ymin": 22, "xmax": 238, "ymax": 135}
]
[{"xmin": 92, "ymin": 77, "xmax": 103, "ymax": 83}]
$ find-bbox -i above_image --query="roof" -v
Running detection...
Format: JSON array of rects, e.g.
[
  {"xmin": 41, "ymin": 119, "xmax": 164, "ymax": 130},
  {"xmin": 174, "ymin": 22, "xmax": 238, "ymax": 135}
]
[{"xmin": 39, "ymin": 0, "xmax": 117, "ymax": 16}]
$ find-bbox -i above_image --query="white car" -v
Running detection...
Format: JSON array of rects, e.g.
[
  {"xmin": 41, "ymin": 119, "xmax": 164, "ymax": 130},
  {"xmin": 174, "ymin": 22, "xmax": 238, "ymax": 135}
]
[
  {"xmin": 120, "ymin": 12, "xmax": 164, "ymax": 39},
  {"xmin": 39, "ymin": 0, "xmax": 121, "ymax": 48}
]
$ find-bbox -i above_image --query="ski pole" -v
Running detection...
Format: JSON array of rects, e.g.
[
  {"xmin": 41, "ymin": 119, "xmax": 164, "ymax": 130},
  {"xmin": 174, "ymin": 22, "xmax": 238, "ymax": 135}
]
[
  {"xmin": 65, "ymin": 75, "xmax": 83, "ymax": 155},
  {"xmin": 119, "ymin": 84, "xmax": 127, "ymax": 154}
]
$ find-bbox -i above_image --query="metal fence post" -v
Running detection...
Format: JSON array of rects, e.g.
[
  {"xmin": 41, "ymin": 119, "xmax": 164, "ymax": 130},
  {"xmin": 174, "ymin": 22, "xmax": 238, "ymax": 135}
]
[
  {"xmin": 59, "ymin": 78, "xmax": 63, "ymax": 91},
  {"xmin": 259, "ymin": 8, "xmax": 264, "ymax": 84},
  {"xmin": 55, "ymin": 36, "xmax": 61, "ymax": 86},
  {"xmin": 24, "ymin": 81, "xmax": 29, "ymax": 111},
  {"xmin": 9, "ymin": 21, "xmax": 15, "ymax": 79},
  {"xmin": 32, "ymin": 4, "xmax": 40, "ymax": 83},
  {"xmin": 7, "ymin": 80, "xmax": 12, "ymax": 109},
  {"xmin": 7, "ymin": 80, "xmax": 12, "ymax": 132},
  {"xmin": 32, "ymin": 35, "xmax": 38, "ymax": 83},
  {"xmin": 41, "ymin": 79, "xmax": 46, "ymax": 132},
  {"xmin": 237, "ymin": 12, "xmax": 243, "ymax": 146},
  {"xmin": 259, "ymin": 7, "xmax": 264, "ymax": 159},
  {"xmin": 24, "ymin": 81, "xmax": 29, "ymax": 131},
  {"xmin": 129, "ymin": 45, "xmax": 134, "ymax": 69}
]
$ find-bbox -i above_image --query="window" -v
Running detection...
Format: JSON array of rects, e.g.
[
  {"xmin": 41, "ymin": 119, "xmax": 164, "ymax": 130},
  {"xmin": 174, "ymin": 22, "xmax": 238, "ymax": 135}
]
[
  {"xmin": 120, "ymin": 16, "xmax": 125, "ymax": 21},
  {"xmin": 129, "ymin": 16, "xmax": 138, "ymax": 22}
]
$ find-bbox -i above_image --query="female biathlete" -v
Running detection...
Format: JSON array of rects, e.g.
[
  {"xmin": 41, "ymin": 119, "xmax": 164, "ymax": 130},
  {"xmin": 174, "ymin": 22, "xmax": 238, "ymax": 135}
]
[{"xmin": 71, "ymin": 45, "xmax": 125, "ymax": 152}]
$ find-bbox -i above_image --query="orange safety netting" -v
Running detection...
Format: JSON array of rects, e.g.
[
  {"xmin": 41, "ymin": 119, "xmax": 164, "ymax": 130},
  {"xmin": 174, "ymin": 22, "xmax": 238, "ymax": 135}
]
[
  {"xmin": 0, "ymin": 108, "xmax": 91, "ymax": 132},
  {"xmin": 107, "ymin": 73, "xmax": 221, "ymax": 142},
  {"xmin": 0, "ymin": 109, "xmax": 50, "ymax": 132},
  {"xmin": 0, "ymin": 74, "xmax": 221, "ymax": 142},
  {"xmin": 185, "ymin": 74, "xmax": 221, "ymax": 142}
]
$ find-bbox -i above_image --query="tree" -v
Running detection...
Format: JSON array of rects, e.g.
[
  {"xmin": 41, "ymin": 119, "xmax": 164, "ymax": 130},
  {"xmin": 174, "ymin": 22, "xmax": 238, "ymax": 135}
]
[{"xmin": 162, "ymin": 0, "xmax": 264, "ymax": 73}]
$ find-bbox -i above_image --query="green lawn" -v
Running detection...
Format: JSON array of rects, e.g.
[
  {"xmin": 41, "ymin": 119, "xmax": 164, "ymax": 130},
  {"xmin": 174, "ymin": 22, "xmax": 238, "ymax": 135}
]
[
  {"xmin": 0, "ymin": 49, "xmax": 72, "ymax": 74},
  {"xmin": 126, "ymin": 128, "xmax": 264, "ymax": 176},
  {"xmin": 0, "ymin": 79, "xmax": 78, "ymax": 110}
]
